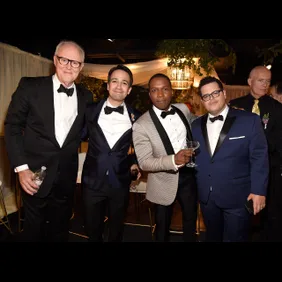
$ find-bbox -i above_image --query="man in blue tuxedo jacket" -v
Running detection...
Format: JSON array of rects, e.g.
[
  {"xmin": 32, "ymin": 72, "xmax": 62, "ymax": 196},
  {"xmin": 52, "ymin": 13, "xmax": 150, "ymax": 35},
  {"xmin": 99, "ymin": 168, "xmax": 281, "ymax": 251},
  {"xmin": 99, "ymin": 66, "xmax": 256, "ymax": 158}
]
[
  {"xmin": 81, "ymin": 64, "xmax": 142, "ymax": 242},
  {"xmin": 191, "ymin": 76, "xmax": 269, "ymax": 242}
]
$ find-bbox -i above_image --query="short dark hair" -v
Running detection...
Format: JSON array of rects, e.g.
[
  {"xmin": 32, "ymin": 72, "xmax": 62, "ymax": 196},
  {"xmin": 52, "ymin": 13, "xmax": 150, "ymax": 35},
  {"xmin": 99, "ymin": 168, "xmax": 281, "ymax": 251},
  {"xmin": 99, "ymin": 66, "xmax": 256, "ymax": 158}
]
[
  {"xmin": 198, "ymin": 76, "xmax": 224, "ymax": 96},
  {"xmin": 148, "ymin": 73, "xmax": 172, "ymax": 89},
  {"xmin": 275, "ymin": 81, "xmax": 282, "ymax": 95},
  {"xmin": 107, "ymin": 64, "xmax": 133, "ymax": 87}
]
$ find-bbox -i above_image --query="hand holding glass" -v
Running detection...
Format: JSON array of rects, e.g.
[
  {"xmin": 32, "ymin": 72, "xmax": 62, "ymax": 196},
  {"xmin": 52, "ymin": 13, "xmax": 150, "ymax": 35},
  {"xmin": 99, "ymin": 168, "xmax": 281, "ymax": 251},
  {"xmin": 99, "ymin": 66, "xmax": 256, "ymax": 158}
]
[{"xmin": 184, "ymin": 140, "xmax": 200, "ymax": 167}]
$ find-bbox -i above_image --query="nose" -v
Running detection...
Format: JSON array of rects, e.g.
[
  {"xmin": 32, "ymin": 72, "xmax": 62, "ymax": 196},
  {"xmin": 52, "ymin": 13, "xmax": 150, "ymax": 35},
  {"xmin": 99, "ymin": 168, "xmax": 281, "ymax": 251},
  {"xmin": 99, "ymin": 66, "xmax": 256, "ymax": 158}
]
[{"xmin": 66, "ymin": 62, "xmax": 72, "ymax": 69}]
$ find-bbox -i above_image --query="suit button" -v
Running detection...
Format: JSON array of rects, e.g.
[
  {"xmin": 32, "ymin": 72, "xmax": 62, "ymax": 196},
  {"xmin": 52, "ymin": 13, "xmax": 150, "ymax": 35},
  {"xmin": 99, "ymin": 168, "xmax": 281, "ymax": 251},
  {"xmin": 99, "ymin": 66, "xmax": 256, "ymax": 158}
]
[{"xmin": 108, "ymin": 152, "xmax": 112, "ymax": 156}]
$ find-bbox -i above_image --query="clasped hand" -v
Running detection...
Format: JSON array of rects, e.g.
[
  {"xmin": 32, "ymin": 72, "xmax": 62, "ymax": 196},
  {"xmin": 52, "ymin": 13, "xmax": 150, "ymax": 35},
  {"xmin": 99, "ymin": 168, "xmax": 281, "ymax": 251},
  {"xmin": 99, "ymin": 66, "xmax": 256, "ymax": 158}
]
[
  {"xmin": 175, "ymin": 149, "xmax": 194, "ymax": 166},
  {"xmin": 18, "ymin": 169, "xmax": 39, "ymax": 196}
]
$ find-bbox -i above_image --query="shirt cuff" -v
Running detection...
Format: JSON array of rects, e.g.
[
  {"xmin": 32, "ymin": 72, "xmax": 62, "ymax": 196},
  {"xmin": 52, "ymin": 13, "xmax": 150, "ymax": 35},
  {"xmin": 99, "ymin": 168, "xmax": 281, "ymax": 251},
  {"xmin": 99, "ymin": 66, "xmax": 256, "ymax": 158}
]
[
  {"xmin": 172, "ymin": 155, "xmax": 185, "ymax": 171},
  {"xmin": 14, "ymin": 164, "xmax": 29, "ymax": 173}
]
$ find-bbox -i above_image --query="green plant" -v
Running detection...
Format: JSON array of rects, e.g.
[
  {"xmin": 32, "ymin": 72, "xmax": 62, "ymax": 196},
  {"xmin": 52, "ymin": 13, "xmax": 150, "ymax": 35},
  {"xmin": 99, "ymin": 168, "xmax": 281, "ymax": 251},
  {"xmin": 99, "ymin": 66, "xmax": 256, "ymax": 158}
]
[
  {"xmin": 257, "ymin": 40, "xmax": 282, "ymax": 65},
  {"xmin": 155, "ymin": 39, "xmax": 237, "ymax": 76},
  {"xmin": 79, "ymin": 74, "xmax": 106, "ymax": 102}
]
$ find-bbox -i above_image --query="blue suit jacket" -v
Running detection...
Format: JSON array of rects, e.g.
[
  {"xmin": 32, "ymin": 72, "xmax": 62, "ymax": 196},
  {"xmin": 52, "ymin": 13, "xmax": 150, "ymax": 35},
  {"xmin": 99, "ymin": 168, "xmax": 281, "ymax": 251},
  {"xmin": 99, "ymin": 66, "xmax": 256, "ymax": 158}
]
[{"xmin": 191, "ymin": 107, "xmax": 269, "ymax": 208}]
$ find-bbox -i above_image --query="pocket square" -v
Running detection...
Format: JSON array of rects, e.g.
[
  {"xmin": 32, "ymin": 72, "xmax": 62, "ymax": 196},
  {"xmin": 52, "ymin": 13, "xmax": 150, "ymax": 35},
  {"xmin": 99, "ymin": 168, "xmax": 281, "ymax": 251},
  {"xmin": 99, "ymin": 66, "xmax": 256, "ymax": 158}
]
[{"xmin": 229, "ymin": 136, "xmax": 245, "ymax": 140}]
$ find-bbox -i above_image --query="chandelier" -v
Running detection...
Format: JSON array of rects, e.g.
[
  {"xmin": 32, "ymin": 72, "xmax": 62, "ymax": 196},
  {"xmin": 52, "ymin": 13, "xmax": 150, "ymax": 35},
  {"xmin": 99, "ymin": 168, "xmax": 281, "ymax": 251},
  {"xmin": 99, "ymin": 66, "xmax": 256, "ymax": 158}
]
[{"xmin": 167, "ymin": 58, "xmax": 197, "ymax": 90}]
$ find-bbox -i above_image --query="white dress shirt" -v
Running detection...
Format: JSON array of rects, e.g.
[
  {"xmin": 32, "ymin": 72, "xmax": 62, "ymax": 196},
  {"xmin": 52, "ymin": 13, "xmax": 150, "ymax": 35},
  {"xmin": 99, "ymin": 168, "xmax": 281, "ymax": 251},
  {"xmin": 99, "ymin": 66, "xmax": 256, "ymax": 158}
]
[
  {"xmin": 207, "ymin": 105, "xmax": 229, "ymax": 155},
  {"xmin": 98, "ymin": 100, "xmax": 132, "ymax": 149},
  {"xmin": 15, "ymin": 74, "xmax": 78, "ymax": 172},
  {"xmin": 153, "ymin": 105, "xmax": 187, "ymax": 169}
]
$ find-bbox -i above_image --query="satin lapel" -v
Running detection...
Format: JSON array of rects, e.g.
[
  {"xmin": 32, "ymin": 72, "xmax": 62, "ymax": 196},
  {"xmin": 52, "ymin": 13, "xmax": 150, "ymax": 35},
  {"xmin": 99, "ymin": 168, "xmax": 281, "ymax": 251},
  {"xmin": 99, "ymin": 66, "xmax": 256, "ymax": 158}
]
[
  {"xmin": 213, "ymin": 114, "xmax": 236, "ymax": 156},
  {"xmin": 126, "ymin": 103, "xmax": 136, "ymax": 125},
  {"xmin": 171, "ymin": 105, "xmax": 193, "ymax": 141},
  {"xmin": 39, "ymin": 77, "xmax": 59, "ymax": 147},
  {"xmin": 201, "ymin": 115, "xmax": 212, "ymax": 157},
  {"xmin": 149, "ymin": 108, "xmax": 174, "ymax": 155},
  {"xmin": 94, "ymin": 99, "xmax": 111, "ymax": 148}
]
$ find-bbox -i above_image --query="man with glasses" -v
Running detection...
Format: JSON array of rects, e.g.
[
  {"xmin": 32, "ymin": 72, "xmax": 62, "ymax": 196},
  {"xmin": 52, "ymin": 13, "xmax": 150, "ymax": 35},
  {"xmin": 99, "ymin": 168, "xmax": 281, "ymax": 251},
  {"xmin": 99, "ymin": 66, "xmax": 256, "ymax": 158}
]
[
  {"xmin": 191, "ymin": 76, "xmax": 269, "ymax": 242},
  {"xmin": 4, "ymin": 40, "xmax": 93, "ymax": 242},
  {"xmin": 229, "ymin": 66, "xmax": 282, "ymax": 242}
]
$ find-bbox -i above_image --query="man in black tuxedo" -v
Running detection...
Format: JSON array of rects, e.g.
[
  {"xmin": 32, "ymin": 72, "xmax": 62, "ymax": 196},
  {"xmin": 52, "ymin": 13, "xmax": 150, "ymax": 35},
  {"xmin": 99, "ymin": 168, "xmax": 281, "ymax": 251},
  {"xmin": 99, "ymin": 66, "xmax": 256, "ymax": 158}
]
[
  {"xmin": 229, "ymin": 65, "xmax": 282, "ymax": 241},
  {"xmin": 81, "ymin": 64, "xmax": 141, "ymax": 242},
  {"xmin": 4, "ymin": 40, "xmax": 93, "ymax": 242}
]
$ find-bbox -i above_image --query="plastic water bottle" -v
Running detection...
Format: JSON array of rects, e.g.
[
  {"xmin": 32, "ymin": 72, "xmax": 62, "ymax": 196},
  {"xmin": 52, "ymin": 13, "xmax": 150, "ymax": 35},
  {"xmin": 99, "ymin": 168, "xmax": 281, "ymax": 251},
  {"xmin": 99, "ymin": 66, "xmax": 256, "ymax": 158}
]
[{"xmin": 33, "ymin": 166, "xmax": 47, "ymax": 186}]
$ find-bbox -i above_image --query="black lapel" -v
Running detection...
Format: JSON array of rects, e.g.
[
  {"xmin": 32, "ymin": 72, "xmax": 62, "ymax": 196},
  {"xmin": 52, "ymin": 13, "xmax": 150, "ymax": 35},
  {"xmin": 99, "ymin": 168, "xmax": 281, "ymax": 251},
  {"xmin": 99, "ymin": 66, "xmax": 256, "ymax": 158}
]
[
  {"xmin": 171, "ymin": 105, "xmax": 193, "ymax": 141},
  {"xmin": 39, "ymin": 76, "xmax": 59, "ymax": 147},
  {"xmin": 93, "ymin": 99, "xmax": 109, "ymax": 144},
  {"xmin": 201, "ymin": 114, "xmax": 212, "ymax": 157},
  {"xmin": 149, "ymin": 108, "xmax": 175, "ymax": 155},
  {"xmin": 213, "ymin": 113, "xmax": 236, "ymax": 156}
]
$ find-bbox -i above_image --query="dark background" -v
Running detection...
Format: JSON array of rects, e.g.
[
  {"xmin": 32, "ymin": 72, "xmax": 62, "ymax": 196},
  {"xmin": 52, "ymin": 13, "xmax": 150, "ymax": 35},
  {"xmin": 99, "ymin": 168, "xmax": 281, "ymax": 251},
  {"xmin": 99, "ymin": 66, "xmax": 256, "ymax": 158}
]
[{"xmin": 1, "ymin": 37, "xmax": 282, "ymax": 86}]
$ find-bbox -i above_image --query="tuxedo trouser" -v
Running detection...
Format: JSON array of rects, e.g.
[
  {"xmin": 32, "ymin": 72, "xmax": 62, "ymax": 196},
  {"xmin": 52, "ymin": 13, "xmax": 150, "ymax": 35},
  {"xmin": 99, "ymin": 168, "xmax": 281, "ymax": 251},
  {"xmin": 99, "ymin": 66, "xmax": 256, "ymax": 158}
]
[
  {"xmin": 19, "ymin": 183, "xmax": 74, "ymax": 242},
  {"xmin": 259, "ymin": 165, "xmax": 282, "ymax": 242},
  {"xmin": 82, "ymin": 178, "xmax": 130, "ymax": 242},
  {"xmin": 200, "ymin": 192, "xmax": 251, "ymax": 242},
  {"xmin": 154, "ymin": 169, "xmax": 198, "ymax": 242}
]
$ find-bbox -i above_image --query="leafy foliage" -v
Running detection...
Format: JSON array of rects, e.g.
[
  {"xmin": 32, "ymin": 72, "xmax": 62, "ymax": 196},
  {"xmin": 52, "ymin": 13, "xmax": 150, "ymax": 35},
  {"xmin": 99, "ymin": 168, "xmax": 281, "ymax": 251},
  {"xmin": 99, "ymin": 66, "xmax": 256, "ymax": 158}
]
[
  {"xmin": 257, "ymin": 40, "xmax": 282, "ymax": 65},
  {"xmin": 155, "ymin": 39, "xmax": 237, "ymax": 76},
  {"xmin": 79, "ymin": 74, "xmax": 106, "ymax": 102}
]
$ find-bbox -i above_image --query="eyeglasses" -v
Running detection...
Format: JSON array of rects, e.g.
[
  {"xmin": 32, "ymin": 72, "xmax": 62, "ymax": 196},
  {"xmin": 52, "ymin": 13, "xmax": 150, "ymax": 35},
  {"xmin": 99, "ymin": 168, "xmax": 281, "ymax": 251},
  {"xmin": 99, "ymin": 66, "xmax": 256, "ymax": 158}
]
[
  {"xmin": 201, "ymin": 89, "xmax": 223, "ymax": 102},
  {"xmin": 56, "ymin": 55, "xmax": 82, "ymax": 68}
]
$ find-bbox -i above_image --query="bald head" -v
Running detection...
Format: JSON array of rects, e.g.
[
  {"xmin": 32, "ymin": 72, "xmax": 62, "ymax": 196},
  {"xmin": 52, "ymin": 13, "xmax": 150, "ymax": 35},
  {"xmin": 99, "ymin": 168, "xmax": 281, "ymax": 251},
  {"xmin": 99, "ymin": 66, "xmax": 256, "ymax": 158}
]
[
  {"xmin": 248, "ymin": 66, "xmax": 271, "ymax": 99},
  {"xmin": 249, "ymin": 65, "xmax": 271, "ymax": 79}
]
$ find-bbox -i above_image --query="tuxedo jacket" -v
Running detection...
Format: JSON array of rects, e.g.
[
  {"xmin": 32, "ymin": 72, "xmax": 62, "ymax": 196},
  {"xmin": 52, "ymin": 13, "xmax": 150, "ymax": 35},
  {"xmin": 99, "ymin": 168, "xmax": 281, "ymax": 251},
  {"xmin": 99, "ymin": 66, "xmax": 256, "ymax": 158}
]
[
  {"xmin": 81, "ymin": 98, "xmax": 141, "ymax": 191},
  {"xmin": 4, "ymin": 76, "xmax": 93, "ymax": 198},
  {"xmin": 229, "ymin": 93, "xmax": 282, "ymax": 167},
  {"xmin": 191, "ymin": 107, "xmax": 269, "ymax": 208},
  {"xmin": 132, "ymin": 103, "xmax": 196, "ymax": 206}
]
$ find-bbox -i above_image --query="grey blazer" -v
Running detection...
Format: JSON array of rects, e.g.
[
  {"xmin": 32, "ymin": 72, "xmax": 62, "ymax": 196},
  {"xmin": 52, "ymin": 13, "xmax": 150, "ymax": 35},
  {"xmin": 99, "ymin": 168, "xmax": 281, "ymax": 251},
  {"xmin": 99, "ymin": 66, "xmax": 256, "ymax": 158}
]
[{"xmin": 132, "ymin": 103, "xmax": 196, "ymax": 206}]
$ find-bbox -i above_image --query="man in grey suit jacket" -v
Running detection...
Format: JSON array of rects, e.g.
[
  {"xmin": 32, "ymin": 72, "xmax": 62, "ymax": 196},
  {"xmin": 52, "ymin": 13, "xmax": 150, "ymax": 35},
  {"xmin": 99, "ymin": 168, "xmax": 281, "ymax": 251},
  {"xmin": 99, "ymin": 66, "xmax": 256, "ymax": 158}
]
[{"xmin": 132, "ymin": 73, "xmax": 198, "ymax": 242}]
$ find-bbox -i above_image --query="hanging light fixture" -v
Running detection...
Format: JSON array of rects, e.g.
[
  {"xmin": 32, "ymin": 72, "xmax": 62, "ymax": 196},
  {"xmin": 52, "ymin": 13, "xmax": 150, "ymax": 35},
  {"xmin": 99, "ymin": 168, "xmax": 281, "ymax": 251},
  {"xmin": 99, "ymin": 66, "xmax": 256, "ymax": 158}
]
[{"xmin": 167, "ymin": 58, "xmax": 197, "ymax": 90}]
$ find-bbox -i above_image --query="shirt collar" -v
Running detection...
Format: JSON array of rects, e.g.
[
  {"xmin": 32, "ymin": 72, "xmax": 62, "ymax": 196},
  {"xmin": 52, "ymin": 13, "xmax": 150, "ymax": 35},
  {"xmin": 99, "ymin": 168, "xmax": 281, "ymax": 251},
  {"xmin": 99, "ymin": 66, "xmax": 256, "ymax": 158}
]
[{"xmin": 208, "ymin": 105, "xmax": 229, "ymax": 120}]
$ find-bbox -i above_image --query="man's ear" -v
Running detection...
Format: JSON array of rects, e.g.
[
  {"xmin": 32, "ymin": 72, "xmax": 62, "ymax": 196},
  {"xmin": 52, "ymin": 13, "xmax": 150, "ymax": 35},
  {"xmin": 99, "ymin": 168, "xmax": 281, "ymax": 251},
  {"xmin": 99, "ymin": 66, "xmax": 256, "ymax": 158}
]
[{"xmin": 247, "ymin": 78, "xmax": 252, "ymax": 87}]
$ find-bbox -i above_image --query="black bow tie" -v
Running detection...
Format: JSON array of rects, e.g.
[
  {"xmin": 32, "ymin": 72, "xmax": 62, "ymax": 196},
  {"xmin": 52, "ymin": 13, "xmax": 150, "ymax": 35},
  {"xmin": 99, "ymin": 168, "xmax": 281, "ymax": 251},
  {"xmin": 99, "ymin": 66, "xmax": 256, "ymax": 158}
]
[
  {"xmin": 161, "ymin": 108, "xmax": 176, "ymax": 119},
  {"xmin": 209, "ymin": 115, "xmax": 224, "ymax": 122},
  {"xmin": 57, "ymin": 84, "xmax": 74, "ymax": 97},
  {"xmin": 104, "ymin": 105, "xmax": 124, "ymax": 115}
]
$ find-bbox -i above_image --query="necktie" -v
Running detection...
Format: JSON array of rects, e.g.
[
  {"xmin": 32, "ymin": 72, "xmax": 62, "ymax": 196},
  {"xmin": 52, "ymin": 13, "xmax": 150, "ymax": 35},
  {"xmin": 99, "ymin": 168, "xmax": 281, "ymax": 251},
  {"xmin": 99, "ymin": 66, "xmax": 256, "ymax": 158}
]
[
  {"xmin": 160, "ymin": 108, "xmax": 176, "ymax": 119},
  {"xmin": 104, "ymin": 105, "xmax": 124, "ymax": 115},
  {"xmin": 252, "ymin": 99, "xmax": 260, "ymax": 116},
  {"xmin": 209, "ymin": 115, "xmax": 224, "ymax": 123},
  {"xmin": 57, "ymin": 84, "xmax": 74, "ymax": 97}
]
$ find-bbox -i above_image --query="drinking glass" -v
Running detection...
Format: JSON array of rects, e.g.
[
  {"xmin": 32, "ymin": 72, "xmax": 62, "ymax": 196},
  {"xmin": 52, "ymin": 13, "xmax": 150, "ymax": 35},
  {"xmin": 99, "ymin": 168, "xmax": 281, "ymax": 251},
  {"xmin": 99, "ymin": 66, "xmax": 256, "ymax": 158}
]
[{"xmin": 185, "ymin": 140, "xmax": 200, "ymax": 167}]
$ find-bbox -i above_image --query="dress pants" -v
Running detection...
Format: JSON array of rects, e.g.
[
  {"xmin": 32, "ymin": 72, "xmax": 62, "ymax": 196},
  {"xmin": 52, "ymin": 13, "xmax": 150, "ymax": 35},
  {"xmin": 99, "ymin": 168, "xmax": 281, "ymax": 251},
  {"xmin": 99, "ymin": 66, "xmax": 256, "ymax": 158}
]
[
  {"xmin": 82, "ymin": 177, "xmax": 130, "ymax": 242},
  {"xmin": 154, "ymin": 168, "xmax": 198, "ymax": 242},
  {"xmin": 200, "ymin": 191, "xmax": 251, "ymax": 242},
  {"xmin": 19, "ymin": 186, "xmax": 74, "ymax": 242}
]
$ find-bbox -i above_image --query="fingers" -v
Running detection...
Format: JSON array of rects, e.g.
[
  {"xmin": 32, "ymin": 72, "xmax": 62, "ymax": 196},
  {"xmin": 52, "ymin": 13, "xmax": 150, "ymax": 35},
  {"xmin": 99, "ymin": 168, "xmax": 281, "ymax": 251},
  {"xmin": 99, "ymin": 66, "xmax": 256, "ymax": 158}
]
[
  {"xmin": 18, "ymin": 170, "xmax": 39, "ymax": 195},
  {"xmin": 175, "ymin": 149, "xmax": 193, "ymax": 165}
]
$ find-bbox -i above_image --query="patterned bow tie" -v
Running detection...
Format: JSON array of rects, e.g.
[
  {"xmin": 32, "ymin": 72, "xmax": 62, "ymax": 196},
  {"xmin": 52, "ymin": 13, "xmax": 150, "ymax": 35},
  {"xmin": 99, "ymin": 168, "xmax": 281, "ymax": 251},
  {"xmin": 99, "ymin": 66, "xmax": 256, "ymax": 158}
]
[
  {"xmin": 104, "ymin": 105, "xmax": 124, "ymax": 115},
  {"xmin": 209, "ymin": 115, "xmax": 224, "ymax": 122},
  {"xmin": 161, "ymin": 108, "xmax": 176, "ymax": 119},
  {"xmin": 57, "ymin": 84, "xmax": 74, "ymax": 97}
]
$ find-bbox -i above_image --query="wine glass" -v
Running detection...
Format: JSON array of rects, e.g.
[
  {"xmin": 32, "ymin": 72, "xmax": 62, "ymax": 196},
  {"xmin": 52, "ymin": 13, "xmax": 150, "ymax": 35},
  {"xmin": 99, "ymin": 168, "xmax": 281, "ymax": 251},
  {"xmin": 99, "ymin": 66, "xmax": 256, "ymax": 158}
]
[{"xmin": 185, "ymin": 140, "xmax": 200, "ymax": 167}]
